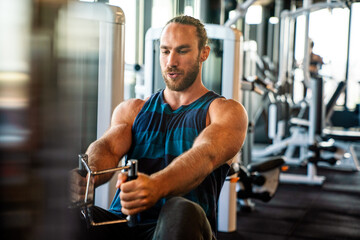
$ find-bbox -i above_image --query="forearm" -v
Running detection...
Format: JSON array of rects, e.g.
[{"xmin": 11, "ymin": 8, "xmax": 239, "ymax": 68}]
[
  {"xmin": 86, "ymin": 139, "xmax": 121, "ymax": 187},
  {"xmin": 117, "ymin": 142, "xmax": 224, "ymax": 216},
  {"xmin": 152, "ymin": 146, "xmax": 211, "ymax": 197},
  {"xmin": 151, "ymin": 139, "xmax": 235, "ymax": 198},
  {"xmin": 85, "ymin": 123, "xmax": 133, "ymax": 186}
]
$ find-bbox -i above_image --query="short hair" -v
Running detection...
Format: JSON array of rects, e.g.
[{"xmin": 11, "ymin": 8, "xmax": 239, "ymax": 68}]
[{"xmin": 164, "ymin": 15, "xmax": 208, "ymax": 51}]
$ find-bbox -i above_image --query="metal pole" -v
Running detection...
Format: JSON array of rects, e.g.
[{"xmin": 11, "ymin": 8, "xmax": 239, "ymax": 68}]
[
  {"xmin": 220, "ymin": 0, "xmax": 225, "ymax": 25},
  {"xmin": 282, "ymin": 2, "xmax": 346, "ymax": 19},
  {"xmin": 272, "ymin": 0, "xmax": 283, "ymax": 66},
  {"xmin": 302, "ymin": 0, "xmax": 312, "ymax": 88},
  {"xmin": 344, "ymin": 4, "xmax": 352, "ymax": 109},
  {"xmin": 224, "ymin": 0, "xmax": 257, "ymax": 27}
]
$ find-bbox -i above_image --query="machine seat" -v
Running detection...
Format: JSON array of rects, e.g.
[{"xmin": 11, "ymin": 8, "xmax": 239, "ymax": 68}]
[{"xmin": 247, "ymin": 157, "xmax": 285, "ymax": 173}]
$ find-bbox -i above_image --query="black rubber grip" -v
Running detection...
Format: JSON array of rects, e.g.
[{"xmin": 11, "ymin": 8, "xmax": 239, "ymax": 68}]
[{"xmin": 126, "ymin": 160, "xmax": 138, "ymax": 227}]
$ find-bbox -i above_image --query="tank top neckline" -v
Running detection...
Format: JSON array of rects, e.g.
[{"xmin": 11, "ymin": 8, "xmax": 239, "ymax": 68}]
[{"xmin": 159, "ymin": 89, "xmax": 215, "ymax": 113}]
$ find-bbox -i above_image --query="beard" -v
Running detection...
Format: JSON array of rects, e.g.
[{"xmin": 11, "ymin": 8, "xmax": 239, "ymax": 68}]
[{"xmin": 162, "ymin": 60, "xmax": 200, "ymax": 92}]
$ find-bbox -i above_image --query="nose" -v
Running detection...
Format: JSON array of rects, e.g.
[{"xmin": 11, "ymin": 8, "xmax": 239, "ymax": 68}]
[{"xmin": 167, "ymin": 51, "xmax": 178, "ymax": 68}]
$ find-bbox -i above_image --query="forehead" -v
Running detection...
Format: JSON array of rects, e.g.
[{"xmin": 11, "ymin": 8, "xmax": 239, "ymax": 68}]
[{"xmin": 160, "ymin": 23, "xmax": 198, "ymax": 47}]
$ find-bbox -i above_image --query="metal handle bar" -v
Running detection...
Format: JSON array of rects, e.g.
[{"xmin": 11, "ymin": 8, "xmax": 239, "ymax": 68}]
[{"xmin": 73, "ymin": 154, "xmax": 138, "ymax": 227}]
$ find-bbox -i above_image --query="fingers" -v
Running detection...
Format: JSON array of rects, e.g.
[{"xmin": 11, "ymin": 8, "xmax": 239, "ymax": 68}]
[
  {"xmin": 119, "ymin": 173, "xmax": 158, "ymax": 215},
  {"xmin": 70, "ymin": 181, "xmax": 86, "ymax": 195},
  {"xmin": 70, "ymin": 169, "xmax": 87, "ymax": 186},
  {"xmin": 69, "ymin": 169, "xmax": 89, "ymax": 203},
  {"xmin": 70, "ymin": 186, "xmax": 86, "ymax": 202},
  {"xmin": 121, "ymin": 204, "xmax": 147, "ymax": 216},
  {"xmin": 120, "ymin": 191, "xmax": 149, "ymax": 215},
  {"xmin": 115, "ymin": 171, "xmax": 128, "ymax": 188}
]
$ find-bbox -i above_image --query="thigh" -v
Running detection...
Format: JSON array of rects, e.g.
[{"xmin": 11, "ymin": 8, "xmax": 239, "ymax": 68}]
[{"xmin": 153, "ymin": 197, "xmax": 213, "ymax": 240}]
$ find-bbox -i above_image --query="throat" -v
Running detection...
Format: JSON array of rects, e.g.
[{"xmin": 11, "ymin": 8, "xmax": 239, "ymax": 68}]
[{"xmin": 163, "ymin": 88, "xmax": 209, "ymax": 110}]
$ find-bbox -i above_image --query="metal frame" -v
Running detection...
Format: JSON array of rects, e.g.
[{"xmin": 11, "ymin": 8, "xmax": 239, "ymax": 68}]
[
  {"xmin": 64, "ymin": 1, "xmax": 126, "ymax": 208},
  {"xmin": 278, "ymin": 1, "xmax": 347, "ymax": 87},
  {"xmin": 253, "ymin": 1, "xmax": 350, "ymax": 185},
  {"xmin": 73, "ymin": 157, "xmax": 133, "ymax": 227}
]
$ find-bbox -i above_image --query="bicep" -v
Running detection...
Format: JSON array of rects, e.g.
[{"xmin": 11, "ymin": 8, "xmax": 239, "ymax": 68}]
[{"xmin": 193, "ymin": 99, "xmax": 248, "ymax": 166}]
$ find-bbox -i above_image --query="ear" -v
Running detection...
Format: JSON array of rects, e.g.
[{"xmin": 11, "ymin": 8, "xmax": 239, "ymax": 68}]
[{"xmin": 199, "ymin": 46, "xmax": 211, "ymax": 62}]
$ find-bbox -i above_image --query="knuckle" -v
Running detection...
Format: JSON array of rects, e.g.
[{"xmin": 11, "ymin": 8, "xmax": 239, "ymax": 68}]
[
  {"xmin": 139, "ymin": 190, "xmax": 148, "ymax": 198},
  {"xmin": 119, "ymin": 192, "xmax": 127, "ymax": 201},
  {"xmin": 121, "ymin": 208, "xmax": 128, "ymax": 215},
  {"xmin": 142, "ymin": 198, "xmax": 150, "ymax": 205},
  {"xmin": 120, "ymin": 200, "xmax": 127, "ymax": 208}
]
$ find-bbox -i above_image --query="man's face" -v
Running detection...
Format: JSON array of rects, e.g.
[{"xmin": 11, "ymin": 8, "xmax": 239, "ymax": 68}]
[{"xmin": 159, "ymin": 23, "xmax": 201, "ymax": 91}]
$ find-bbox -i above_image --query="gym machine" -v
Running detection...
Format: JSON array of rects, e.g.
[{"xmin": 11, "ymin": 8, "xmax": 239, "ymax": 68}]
[
  {"xmin": 252, "ymin": 1, "xmax": 359, "ymax": 185},
  {"xmin": 59, "ymin": 1, "xmax": 126, "ymax": 208},
  {"xmin": 72, "ymin": 154, "xmax": 139, "ymax": 227}
]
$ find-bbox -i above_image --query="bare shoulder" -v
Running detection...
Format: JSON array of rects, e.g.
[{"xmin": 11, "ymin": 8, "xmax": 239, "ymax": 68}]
[
  {"xmin": 111, "ymin": 98, "xmax": 146, "ymax": 125},
  {"xmin": 209, "ymin": 98, "xmax": 248, "ymax": 124},
  {"xmin": 207, "ymin": 98, "xmax": 248, "ymax": 128}
]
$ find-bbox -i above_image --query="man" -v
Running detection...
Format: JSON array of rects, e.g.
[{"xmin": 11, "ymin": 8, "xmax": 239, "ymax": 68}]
[
  {"xmin": 71, "ymin": 15, "xmax": 247, "ymax": 240},
  {"xmin": 309, "ymin": 39, "xmax": 324, "ymax": 76}
]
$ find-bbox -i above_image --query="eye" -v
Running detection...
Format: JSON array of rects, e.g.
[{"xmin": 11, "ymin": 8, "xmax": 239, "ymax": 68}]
[{"xmin": 161, "ymin": 50, "xmax": 170, "ymax": 55}]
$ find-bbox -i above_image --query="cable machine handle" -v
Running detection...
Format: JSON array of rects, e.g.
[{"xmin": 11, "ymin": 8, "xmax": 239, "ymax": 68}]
[{"xmin": 126, "ymin": 159, "xmax": 138, "ymax": 227}]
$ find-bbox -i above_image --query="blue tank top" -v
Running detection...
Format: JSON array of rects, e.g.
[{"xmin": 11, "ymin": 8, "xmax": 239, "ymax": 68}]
[{"xmin": 109, "ymin": 90, "xmax": 230, "ymax": 232}]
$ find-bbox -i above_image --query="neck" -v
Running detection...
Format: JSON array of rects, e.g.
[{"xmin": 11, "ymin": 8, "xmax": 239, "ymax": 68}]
[{"xmin": 163, "ymin": 80, "xmax": 208, "ymax": 110}]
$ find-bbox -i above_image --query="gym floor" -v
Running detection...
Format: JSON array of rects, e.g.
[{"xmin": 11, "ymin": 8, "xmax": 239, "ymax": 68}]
[{"xmin": 218, "ymin": 145, "xmax": 360, "ymax": 240}]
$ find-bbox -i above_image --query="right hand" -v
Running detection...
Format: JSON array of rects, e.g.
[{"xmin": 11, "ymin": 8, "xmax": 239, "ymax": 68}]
[
  {"xmin": 116, "ymin": 172, "xmax": 162, "ymax": 216},
  {"xmin": 69, "ymin": 168, "xmax": 89, "ymax": 203}
]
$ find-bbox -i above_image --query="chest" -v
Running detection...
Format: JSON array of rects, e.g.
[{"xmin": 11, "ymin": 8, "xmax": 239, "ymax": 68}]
[{"xmin": 132, "ymin": 108, "xmax": 207, "ymax": 156}]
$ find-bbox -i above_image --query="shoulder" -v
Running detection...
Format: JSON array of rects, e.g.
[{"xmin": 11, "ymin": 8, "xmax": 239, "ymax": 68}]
[
  {"xmin": 111, "ymin": 98, "xmax": 146, "ymax": 126},
  {"xmin": 208, "ymin": 98, "xmax": 248, "ymax": 124},
  {"xmin": 209, "ymin": 98, "xmax": 246, "ymax": 114}
]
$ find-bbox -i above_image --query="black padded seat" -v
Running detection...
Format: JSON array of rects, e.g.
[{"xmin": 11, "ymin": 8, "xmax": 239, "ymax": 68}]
[{"xmin": 247, "ymin": 157, "xmax": 285, "ymax": 173}]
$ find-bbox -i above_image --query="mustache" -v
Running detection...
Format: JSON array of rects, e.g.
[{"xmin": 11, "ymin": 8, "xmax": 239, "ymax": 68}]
[{"xmin": 165, "ymin": 68, "xmax": 183, "ymax": 74}]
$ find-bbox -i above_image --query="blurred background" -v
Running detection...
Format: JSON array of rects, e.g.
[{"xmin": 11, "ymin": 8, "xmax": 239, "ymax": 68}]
[{"xmin": 0, "ymin": 0, "xmax": 359, "ymax": 239}]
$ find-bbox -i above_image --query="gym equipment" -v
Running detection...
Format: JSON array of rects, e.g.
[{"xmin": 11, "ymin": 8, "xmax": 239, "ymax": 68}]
[
  {"xmin": 72, "ymin": 154, "xmax": 138, "ymax": 227},
  {"xmin": 237, "ymin": 157, "xmax": 285, "ymax": 206},
  {"xmin": 218, "ymin": 156, "xmax": 284, "ymax": 232},
  {"xmin": 253, "ymin": 79, "xmax": 347, "ymax": 163},
  {"xmin": 238, "ymin": 75, "xmax": 284, "ymax": 203},
  {"xmin": 218, "ymin": 72, "xmax": 284, "ymax": 232},
  {"xmin": 254, "ymin": 76, "xmax": 359, "ymax": 184},
  {"xmin": 224, "ymin": 0, "xmax": 257, "ymax": 27},
  {"xmin": 253, "ymin": 1, "xmax": 358, "ymax": 185},
  {"xmin": 59, "ymin": 1, "xmax": 126, "ymax": 209}
]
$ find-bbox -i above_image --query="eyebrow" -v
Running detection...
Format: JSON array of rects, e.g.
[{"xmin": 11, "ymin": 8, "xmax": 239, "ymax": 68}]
[{"xmin": 160, "ymin": 44, "xmax": 192, "ymax": 50}]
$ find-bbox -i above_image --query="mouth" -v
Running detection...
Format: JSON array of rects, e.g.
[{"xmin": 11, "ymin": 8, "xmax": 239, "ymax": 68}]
[{"xmin": 167, "ymin": 72, "xmax": 181, "ymax": 79}]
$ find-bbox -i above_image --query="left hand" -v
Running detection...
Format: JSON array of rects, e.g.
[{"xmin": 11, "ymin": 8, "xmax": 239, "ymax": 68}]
[{"xmin": 116, "ymin": 172, "xmax": 162, "ymax": 215}]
